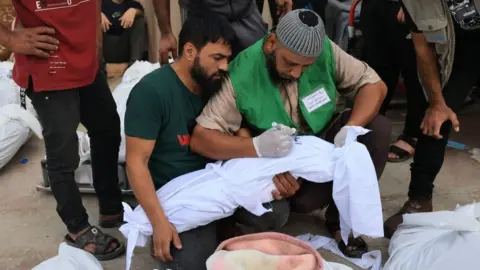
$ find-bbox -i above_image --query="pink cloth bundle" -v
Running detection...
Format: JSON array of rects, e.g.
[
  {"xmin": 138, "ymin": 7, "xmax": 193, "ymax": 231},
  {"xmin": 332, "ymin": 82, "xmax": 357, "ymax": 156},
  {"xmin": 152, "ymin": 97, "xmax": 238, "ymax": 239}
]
[{"xmin": 206, "ymin": 232, "xmax": 324, "ymax": 270}]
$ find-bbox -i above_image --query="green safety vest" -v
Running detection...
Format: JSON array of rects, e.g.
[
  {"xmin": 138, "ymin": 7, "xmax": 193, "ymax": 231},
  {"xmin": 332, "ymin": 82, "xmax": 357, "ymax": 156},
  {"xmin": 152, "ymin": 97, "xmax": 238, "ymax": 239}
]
[{"xmin": 229, "ymin": 38, "xmax": 337, "ymax": 135}]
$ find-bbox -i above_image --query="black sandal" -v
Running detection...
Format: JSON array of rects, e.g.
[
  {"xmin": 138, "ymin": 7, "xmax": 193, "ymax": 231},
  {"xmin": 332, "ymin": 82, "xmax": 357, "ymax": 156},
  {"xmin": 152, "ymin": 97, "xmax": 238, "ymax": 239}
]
[
  {"xmin": 388, "ymin": 135, "xmax": 417, "ymax": 163},
  {"xmin": 325, "ymin": 221, "xmax": 368, "ymax": 258},
  {"xmin": 65, "ymin": 226, "xmax": 125, "ymax": 261}
]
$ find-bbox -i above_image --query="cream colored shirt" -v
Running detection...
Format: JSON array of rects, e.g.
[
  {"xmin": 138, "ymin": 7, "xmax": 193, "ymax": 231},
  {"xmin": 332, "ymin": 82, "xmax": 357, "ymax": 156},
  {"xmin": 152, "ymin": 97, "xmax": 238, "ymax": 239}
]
[{"xmin": 197, "ymin": 40, "xmax": 381, "ymax": 134}]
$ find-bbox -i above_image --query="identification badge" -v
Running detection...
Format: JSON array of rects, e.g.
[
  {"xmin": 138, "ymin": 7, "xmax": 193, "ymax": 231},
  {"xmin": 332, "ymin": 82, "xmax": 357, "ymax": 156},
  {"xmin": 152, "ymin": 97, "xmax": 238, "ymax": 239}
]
[{"xmin": 302, "ymin": 88, "xmax": 331, "ymax": 113}]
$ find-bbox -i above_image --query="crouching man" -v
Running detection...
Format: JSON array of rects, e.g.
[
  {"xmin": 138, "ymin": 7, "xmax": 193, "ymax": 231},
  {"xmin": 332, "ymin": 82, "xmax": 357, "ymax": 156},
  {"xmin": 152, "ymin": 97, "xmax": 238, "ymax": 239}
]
[
  {"xmin": 125, "ymin": 14, "xmax": 289, "ymax": 270},
  {"xmin": 190, "ymin": 9, "xmax": 392, "ymax": 258}
]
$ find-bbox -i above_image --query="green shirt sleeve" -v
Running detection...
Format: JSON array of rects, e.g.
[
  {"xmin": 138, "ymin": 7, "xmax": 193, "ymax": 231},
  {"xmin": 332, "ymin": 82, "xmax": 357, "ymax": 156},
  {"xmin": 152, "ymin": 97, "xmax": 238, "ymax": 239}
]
[{"xmin": 124, "ymin": 79, "xmax": 165, "ymax": 140}]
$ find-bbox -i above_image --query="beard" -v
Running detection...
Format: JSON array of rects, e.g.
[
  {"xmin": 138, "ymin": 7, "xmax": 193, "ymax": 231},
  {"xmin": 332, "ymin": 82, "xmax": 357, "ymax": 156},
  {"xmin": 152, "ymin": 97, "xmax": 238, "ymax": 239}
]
[
  {"xmin": 265, "ymin": 51, "xmax": 298, "ymax": 84},
  {"xmin": 190, "ymin": 57, "xmax": 226, "ymax": 101}
]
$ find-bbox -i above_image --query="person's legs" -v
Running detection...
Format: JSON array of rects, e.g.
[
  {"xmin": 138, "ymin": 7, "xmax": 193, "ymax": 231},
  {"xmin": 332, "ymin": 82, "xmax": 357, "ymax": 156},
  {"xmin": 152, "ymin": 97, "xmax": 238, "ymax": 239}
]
[
  {"xmin": 233, "ymin": 200, "xmax": 290, "ymax": 232},
  {"xmin": 78, "ymin": 71, "xmax": 123, "ymax": 219},
  {"xmin": 384, "ymin": 39, "xmax": 480, "ymax": 238},
  {"xmin": 256, "ymin": 0, "xmax": 264, "ymax": 13},
  {"xmin": 387, "ymin": 40, "xmax": 427, "ymax": 161},
  {"xmin": 360, "ymin": 0, "xmax": 403, "ymax": 115},
  {"xmin": 179, "ymin": 4, "xmax": 188, "ymax": 25},
  {"xmin": 230, "ymin": 7, "xmax": 267, "ymax": 59},
  {"xmin": 267, "ymin": 0, "xmax": 279, "ymax": 26},
  {"xmin": 157, "ymin": 222, "xmax": 218, "ymax": 270},
  {"xmin": 103, "ymin": 32, "xmax": 130, "ymax": 64},
  {"xmin": 310, "ymin": 0, "xmax": 328, "ymax": 23},
  {"xmin": 409, "ymin": 43, "xmax": 480, "ymax": 200},
  {"xmin": 27, "ymin": 83, "xmax": 89, "ymax": 234},
  {"xmin": 127, "ymin": 16, "xmax": 146, "ymax": 65},
  {"xmin": 400, "ymin": 45, "xmax": 425, "ymax": 141}
]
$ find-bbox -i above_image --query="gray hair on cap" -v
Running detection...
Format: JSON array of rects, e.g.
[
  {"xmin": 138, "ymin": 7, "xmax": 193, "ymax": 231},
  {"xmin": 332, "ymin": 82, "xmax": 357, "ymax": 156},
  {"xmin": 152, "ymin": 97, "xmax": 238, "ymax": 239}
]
[{"xmin": 275, "ymin": 9, "xmax": 326, "ymax": 58}]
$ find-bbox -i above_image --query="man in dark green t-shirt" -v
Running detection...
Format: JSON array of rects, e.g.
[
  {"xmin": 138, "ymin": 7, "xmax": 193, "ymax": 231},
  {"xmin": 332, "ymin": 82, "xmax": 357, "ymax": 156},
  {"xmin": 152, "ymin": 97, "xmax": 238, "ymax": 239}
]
[
  {"xmin": 125, "ymin": 64, "xmax": 211, "ymax": 189},
  {"xmin": 124, "ymin": 14, "xmax": 290, "ymax": 270}
]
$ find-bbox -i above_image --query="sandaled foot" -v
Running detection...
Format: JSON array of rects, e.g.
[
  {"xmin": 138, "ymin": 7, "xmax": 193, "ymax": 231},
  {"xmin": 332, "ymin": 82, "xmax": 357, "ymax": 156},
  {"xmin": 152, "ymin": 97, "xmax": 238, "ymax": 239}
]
[
  {"xmin": 65, "ymin": 226, "xmax": 125, "ymax": 261},
  {"xmin": 388, "ymin": 135, "xmax": 417, "ymax": 163},
  {"xmin": 325, "ymin": 222, "xmax": 368, "ymax": 258},
  {"xmin": 99, "ymin": 213, "xmax": 124, "ymax": 228}
]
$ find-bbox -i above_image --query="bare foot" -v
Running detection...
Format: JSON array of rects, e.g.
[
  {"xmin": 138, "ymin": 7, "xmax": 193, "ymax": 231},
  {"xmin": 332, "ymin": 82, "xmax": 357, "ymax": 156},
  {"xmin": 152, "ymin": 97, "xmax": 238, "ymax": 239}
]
[{"xmin": 388, "ymin": 139, "xmax": 415, "ymax": 159}]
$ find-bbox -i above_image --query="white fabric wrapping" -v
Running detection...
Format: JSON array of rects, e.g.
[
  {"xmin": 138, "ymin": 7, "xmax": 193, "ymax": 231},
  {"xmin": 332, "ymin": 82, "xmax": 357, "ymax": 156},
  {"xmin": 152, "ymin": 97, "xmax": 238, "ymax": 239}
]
[
  {"xmin": 384, "ymin": 202, "xmax": 480, "ymax": 270},
  {"xmin": 297, "ymin": 233, "xmax": 382, "ymax": 270},
  {"xmin": 0, "ymin": 61, "xmax": 40, "ymax": 170},
  {"xmin": 0, "ymin": 104, "xmax": 43, "ymax": 170},
  {"xmin": 120, "ymin": 126, "xmax": 383, "ymax": 270},
  {"xmin": 32, "ymin": 243, "xmax": 103, "ymax": 270}
]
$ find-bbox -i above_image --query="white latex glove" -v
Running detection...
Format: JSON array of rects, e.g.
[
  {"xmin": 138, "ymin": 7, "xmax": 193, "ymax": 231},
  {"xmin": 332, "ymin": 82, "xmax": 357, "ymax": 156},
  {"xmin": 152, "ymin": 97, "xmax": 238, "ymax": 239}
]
[
  {"xmin": 253, "ymin": 123, "xmax": 296, "ymax": 157},
  {"xmin": 333, "ymin": 126, "xmax": 352, "ymax": 148}
]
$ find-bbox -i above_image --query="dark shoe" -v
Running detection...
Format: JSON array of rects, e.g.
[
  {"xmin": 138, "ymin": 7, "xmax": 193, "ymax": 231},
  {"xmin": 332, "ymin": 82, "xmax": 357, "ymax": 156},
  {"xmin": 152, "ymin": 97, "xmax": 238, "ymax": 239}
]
[
  {"xmin": 65, "ymin": 226, "xmax": 125, "ymax": 261},
  {"xmin": 325, "ymin": 205, "xmax": 368, "ymax": 258},
  {"xmin": 384, "ymin": 199, "xmax": 433, "ymax": 239}
]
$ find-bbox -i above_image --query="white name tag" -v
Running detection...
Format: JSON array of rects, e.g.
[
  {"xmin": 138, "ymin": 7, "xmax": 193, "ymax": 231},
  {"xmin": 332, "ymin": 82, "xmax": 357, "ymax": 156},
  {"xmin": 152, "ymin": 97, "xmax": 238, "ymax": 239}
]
[{"xmin": 302, "ymin": 88, "xmax": 331, "ymax": 113}]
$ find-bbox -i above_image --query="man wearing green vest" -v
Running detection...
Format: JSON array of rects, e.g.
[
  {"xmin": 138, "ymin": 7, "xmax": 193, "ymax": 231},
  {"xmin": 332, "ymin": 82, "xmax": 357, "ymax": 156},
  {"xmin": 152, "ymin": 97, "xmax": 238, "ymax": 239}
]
[{"xmin": 190, "ymin": 9, "xmax": 391, "ymax": 258}]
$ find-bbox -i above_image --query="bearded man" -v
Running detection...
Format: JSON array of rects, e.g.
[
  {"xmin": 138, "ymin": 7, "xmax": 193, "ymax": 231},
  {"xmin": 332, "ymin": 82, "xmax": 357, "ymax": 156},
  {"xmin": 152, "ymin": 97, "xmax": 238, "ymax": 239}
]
[
  {"xmin": 125, "ymin": 13, "xmax": 290, "ymax": 270},
  {"xmin": 190, "ymin": 9, "xmax": 391, "ymax": 258}
]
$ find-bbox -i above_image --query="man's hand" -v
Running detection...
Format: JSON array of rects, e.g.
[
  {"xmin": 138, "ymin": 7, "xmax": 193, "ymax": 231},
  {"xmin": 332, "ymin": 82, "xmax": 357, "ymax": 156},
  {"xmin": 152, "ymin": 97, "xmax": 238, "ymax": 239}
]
[
  {"xmin": 275, "ymin": 0, "xmax": 293, "ymax": 18},
  {"xmin": 252, "ymin": 125, "xmax": 296, "ymax": 158},
  {"xmin": 272, "ymin": 173, "xmax": 302, "ymax": 200},
  {"xmin": 421, "ymin": 104, "xmax": 460, "ymax": 139},
  {"xmin": 152, "ymin": 221, "xmax": 182, "ymax": 262},
  {"xmin": 101, "ymin": 13, "xmax": 112, "ymax": 32},
  {"xmin": 6, "ymin": 27, "xmax": 58, "ymax": 58},
  {"xmin": 159, "ymin": 33, "xmax": 178, "ymax": 65},
  {"xmin": 120, "ymin": 8, "xmax": 137, "ymax": 29}
]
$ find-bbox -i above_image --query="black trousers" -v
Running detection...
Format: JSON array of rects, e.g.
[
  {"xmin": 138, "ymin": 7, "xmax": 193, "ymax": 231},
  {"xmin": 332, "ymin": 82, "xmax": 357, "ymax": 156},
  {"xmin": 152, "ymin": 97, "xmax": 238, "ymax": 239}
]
[
  {"xmin": 27, "ymin": 71, "xmax": 123, "ymax": 234},
  {"xmin": 256, "ymin": 0, "xmax": 278, "ymax": 26},
  {"xmin": 103, "ymin": 16, "xmax": 146, "ymax": 65},
  {"xmin": 255, "ymin": 0, "xmax": 327, "ymax": 27},
  {"xmin": 360, "ymin": 0, "xmax": 426, "ymax": 140},
  {"xmin": 409, "ymin": 38, "xmax": 480, "ymax": 199}
]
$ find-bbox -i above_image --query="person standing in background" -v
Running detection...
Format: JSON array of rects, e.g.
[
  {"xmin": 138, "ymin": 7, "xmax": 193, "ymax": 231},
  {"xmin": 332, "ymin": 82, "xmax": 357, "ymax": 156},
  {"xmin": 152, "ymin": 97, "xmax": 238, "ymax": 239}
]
[
  {"xmin": 101, "ymin": 0, "xmax": 147, "ymax": 66},
  {"xmin": 153, "ymin": 0, "xmax": 293, "ymax": 64},
  {"xmin": 0, "ymin": 0, "xmax": 125, "ymax": 260},
  {"xmin": 360, "ymin": 0, "xmax": 426, "ymax": 163},
  {"xmin": 256, "ymin": 0, "xmax": 279, "ymax": 27},
  {"xmin": 384, "ymin": 0, "xmax": 480, "ymax": 238}
]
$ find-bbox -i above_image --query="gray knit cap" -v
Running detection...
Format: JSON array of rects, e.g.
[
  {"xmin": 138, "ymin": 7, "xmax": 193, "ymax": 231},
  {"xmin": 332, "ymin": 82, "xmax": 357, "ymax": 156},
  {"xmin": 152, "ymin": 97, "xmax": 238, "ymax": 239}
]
[{"xmin": 276, "ymin": 9, "xmax": 326, "ymax": 58}]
